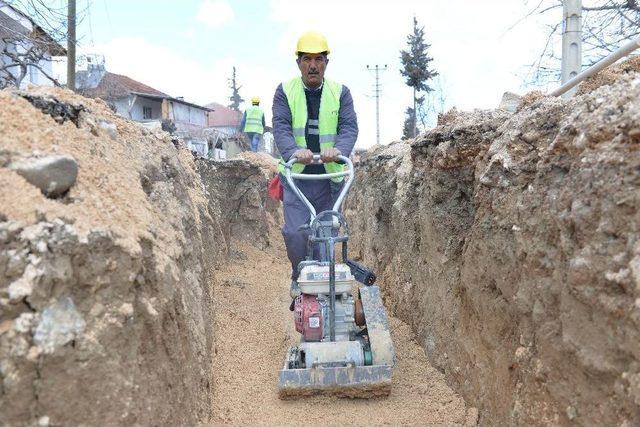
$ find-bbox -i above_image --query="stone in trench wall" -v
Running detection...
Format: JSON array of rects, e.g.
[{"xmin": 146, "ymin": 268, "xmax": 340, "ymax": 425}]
[{"xmin": 346, "ymin": 75, "xmax": 640, "ymax": 425}]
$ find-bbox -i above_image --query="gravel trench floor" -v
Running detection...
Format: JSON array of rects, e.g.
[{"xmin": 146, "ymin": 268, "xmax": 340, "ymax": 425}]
[{"xmin": 210, "ymin": 236, "xmax": 473, "ymax": 426}]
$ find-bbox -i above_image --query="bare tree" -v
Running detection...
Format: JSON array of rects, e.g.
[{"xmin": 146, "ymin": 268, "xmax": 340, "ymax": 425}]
[
  {"xmin": 523, "ymin": 0, "xmax": 640, "ymax": 84},
  {"xmin": 3, "ymin": 0, "xmax": 69, "ymax": 41},
  {"xmin": 421, "ymin": 75, "xmax": 448, "ymax": 129},
  {"xmin": 227, "ymin": 66, "xmax": 244, "ymax": 111},
  {"xmin": 0, "ymin": 35, "xmax": 60, "ymax": 87},
  {"xmin": 0, "ymin": 0, "xmax": 87, "ymax": 88}
]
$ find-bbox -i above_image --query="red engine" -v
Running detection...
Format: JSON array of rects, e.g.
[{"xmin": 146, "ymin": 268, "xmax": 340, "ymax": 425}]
[{"xmin": 294, "ymin": 294, "xmax": 324, "ymax": 342}]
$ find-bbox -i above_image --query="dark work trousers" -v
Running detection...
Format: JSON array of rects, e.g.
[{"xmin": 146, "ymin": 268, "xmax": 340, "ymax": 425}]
[{"xmin": 281, "ymin": 174, "xmax": 343, "ymax": 280}]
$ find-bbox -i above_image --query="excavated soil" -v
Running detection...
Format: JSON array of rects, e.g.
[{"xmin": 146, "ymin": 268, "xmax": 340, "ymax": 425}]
[
  {"xmin": 576, "ymin": 55, "xmax": 640, "ymax": 95},
  {"xmin": 1, "ymin": 87, "xmax": 220, "ymax": 426},
  {"xmin": 210, "ymin": 234, "xmax": 476, "ymax": 426},
  {"xmin": 346, "ymin": 72, "xmax": 640, "ymax": 425}
]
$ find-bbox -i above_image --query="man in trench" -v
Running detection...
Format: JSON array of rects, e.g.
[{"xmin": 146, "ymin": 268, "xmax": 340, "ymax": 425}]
[{"xmin": 272, "ymin": 31, "xmax": 358, "ymax": 299}]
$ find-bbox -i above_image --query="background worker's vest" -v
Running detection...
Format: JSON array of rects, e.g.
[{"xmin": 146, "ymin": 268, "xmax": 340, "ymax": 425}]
[
  {"xmin": 278, "ymin": 77, "xmax": 344, "ymax": 182},
  {"xmin": 244, "ymin": 106, "xmax": 264, "ymax": 134}
]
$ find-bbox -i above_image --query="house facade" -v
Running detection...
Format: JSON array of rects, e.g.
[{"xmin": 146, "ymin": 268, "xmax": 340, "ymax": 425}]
[
  {"xmin": 0, "ymin": 1, "xmax": 66, "ymax": 88},
  {"xmin": 77, "ymin": 62, "xmax": 212, "ymax": 156},
  {"xmin": 205, "ymin": 102, "xmax": 242, "ymax": 136}
]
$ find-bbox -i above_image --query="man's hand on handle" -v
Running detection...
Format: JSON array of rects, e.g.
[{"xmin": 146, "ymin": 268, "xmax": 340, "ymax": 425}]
[
  {"xmin": 320, "ymin": 148, "xmax": 341, "ymax": 163},
  {"xmin": 292, "ymin": 148, "xmax": 342, "ymax": 165},
  {"xmin": 292, "ymin": 149, "xmax": 314, "ymax": 164}
]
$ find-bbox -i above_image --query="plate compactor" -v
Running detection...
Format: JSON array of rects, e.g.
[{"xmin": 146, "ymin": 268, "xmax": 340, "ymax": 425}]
[{"xmin": 278, "ymin": 154, "xmax": 395, "ymax": 399}]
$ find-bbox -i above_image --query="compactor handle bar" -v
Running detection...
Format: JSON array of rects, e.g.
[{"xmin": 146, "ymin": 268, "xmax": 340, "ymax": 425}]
[{"xmin": 283, "ymin": 154, "xmax": 354, "ymax": 219}]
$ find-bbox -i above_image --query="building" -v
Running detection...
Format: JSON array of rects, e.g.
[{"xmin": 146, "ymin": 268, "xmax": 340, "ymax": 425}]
[
  {"xmin": 0, "ymin": 1, "xmax": 66, "ymax": 88},
  {"xmin": 77, "ymin": 61, "xmax": 212, "ymax": 156},
  {"xmin": 204, "ymin": 101, "xmax": 278, "ymax": 157},
  {"xmin": 204, "ymin": 102, "xmax": 242, "ymax": 136},
  {"xmin": 203, "ymin": 102, "xmax": 245, "ymax": 157}
]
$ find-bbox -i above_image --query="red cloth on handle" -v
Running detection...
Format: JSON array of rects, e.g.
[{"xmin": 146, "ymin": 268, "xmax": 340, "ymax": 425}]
[{"xmin": 268, "ymin": 175, "xmax": 283, "ymax": 202}]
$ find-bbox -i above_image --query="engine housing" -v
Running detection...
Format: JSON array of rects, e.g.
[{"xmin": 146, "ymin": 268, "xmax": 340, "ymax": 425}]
[{"xmin": 294, "ymin": 293, "xmax": 358, "ymax": 342}]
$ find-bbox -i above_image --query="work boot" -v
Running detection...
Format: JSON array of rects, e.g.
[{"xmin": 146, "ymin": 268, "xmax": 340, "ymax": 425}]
[{"xmin": 289, "ymin": 280, "xmax": 301, "ymax": 299}]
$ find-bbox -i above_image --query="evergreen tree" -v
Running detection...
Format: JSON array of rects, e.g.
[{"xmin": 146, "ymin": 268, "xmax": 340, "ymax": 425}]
[
  {"xmin": 399, "ymin": 17, "xmax": 437, "ymax": 138},
  {"xmin": 228, "ymin": 66, "xmax": 244, "ymax": 111}
]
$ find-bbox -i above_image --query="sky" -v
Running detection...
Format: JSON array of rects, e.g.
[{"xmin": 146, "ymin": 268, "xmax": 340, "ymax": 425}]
[{"xmin": 49, "ymin": 0, "xmax": 562, "ymax": 149}]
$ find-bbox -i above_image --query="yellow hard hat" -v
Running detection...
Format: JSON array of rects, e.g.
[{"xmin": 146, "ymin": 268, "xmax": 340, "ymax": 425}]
[
  {"xmin": 251, "ymin": 96, "xmax": 260, "ymax": 104},
  {"xmin": 295, "ymin": 31, "xmax": 330, "ymax": 55}
]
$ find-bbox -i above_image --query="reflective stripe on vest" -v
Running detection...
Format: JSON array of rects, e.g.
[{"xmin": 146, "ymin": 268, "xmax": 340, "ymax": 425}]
[
  {"xmin": 244, "ymin": 106, "xmax": 264, "ymax": 134},
  {"xmin": 278, "ymin": 77, "xmax": 344, "ymax": 182}
]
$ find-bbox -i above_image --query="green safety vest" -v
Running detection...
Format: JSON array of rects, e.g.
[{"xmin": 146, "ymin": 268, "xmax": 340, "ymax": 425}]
[
  {"xmin": 278, "ymin": 77, "xmax": 344, "ymax": 182},
  {"xmin": 244, "ymin": 106, "xmax": 264, "ymax": 134}
]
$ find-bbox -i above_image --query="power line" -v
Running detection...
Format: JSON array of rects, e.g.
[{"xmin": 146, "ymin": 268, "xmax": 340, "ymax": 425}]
[
  {"xmin": 366, "ymin": 64, "xmax": 387, "ymax": 146},
  {"xmin": 86, "ymin": 0, "xmax": 94, "ymax": 47},
  {"xmin": 102, "ymin": 0, "xmax": 113, "ymax": 38}
]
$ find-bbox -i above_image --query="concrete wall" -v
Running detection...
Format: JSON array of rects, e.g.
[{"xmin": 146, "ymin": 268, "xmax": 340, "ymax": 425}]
[
  {"xmin": 212, "ymin": 126, "xmax": 239, "ymax": 137},
  {"xmin": 187, "ymin": 140, "xmax": 208, "ymax": 157},
  {"xmin": 111, "ymin": 96, "xmax": 162, "ymax": 122},
  {"xmin": 112, "ymin": 98, "xmax": 130, "ymax": 117},
  {"xmin": 130, "ymin": 97, "xmax": 163, "ymax": 122},
  {"xmin": 171, "ymin": 102, "xmax": 207, "ymax": 127},
  {"xmin": 222, "ymin": 139, "xmax": 245, "ymax": 158},
  {"xmin": 24, "ymin": 54, "xmax": 54, "ymax": 87}
]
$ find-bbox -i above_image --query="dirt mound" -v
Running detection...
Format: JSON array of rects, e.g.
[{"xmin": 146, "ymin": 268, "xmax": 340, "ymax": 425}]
[
  {"xmin": 520, "ymin": 90, "xmax": 546, "ymax": 108},
  {"xmin": 347, "ymin": 74, "xmax": 640, "ymax": 425},
  {"xmin": 577, "ymin": 55, "xmax": 640, "ymax": 95},
  {"xmin": 0, "ymin": 86, "xmax": 204, "ymax": 260},
  {"xmin": 0, "ymin": 87, "xmax": 221, "ymax": 426},
  {"xmin": 236, "ymin": 151, "xmax": 279, "ymax": 176}
]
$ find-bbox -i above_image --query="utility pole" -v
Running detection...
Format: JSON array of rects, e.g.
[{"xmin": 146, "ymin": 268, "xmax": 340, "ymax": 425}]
[
  {"xmin": 67, "ymin": 0, "xmax": 76, "ymax": 91},
  {"xmin": 366, "ymin": 64, "xmax": 387, "ymax": 146},
  {"xmin": 561, "ymin": 0, "xmax": 582, "ymax": 97}
]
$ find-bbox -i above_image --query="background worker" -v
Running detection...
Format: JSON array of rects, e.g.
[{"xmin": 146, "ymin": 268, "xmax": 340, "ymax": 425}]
[
  {"xmin": 272, "ymin": 31, "xmax": 358, "ymax": 298},
  {"xmin": 240, "ymin": 96, "xmax": 265, "ymax": 152}
]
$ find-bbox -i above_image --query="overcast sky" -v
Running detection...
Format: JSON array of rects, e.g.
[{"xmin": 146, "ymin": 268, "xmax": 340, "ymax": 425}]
[{"xmin": 52, "ymin": 0, "xmax": 562, "ymax": 148}]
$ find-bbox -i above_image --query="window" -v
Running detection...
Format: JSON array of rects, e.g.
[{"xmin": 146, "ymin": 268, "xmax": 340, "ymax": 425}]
[{"xmin": 143, "ymin": 106, "xmax": 152, "ymax": 120}]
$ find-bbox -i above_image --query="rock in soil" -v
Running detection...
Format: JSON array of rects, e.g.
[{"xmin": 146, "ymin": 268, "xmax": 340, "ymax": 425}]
[{"xmin": 9, "ymin": 155, "xmax": 78, "ymax": 198}]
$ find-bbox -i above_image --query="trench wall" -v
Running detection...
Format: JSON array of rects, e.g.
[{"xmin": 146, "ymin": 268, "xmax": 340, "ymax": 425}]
[{"xmin": 346, "ymin": 75, "xmax": 640, "ymax": 425}]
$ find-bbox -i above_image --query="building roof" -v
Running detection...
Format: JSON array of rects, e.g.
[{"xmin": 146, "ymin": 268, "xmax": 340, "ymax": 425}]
[
  {"xmin": 132, "ymin": 92, "xmax": 213, "ymax": 112},
  {"xmin": 0, "ymin": 8, "xmax": 25, "ymax": 38},
  {"xmin": 77, "ymin": 70, "xmax": 211, "ymax": 113},
  {"xmin": 0, "ymin": 2, "xmax": 66, "ymax": 56},
  {"xmin": 78, "ymin": 71, "xmax": 169, "ymax": 100},
  {"xmin": 205, "ymin": 102, "xmax": 243, "ymax": 127}
]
